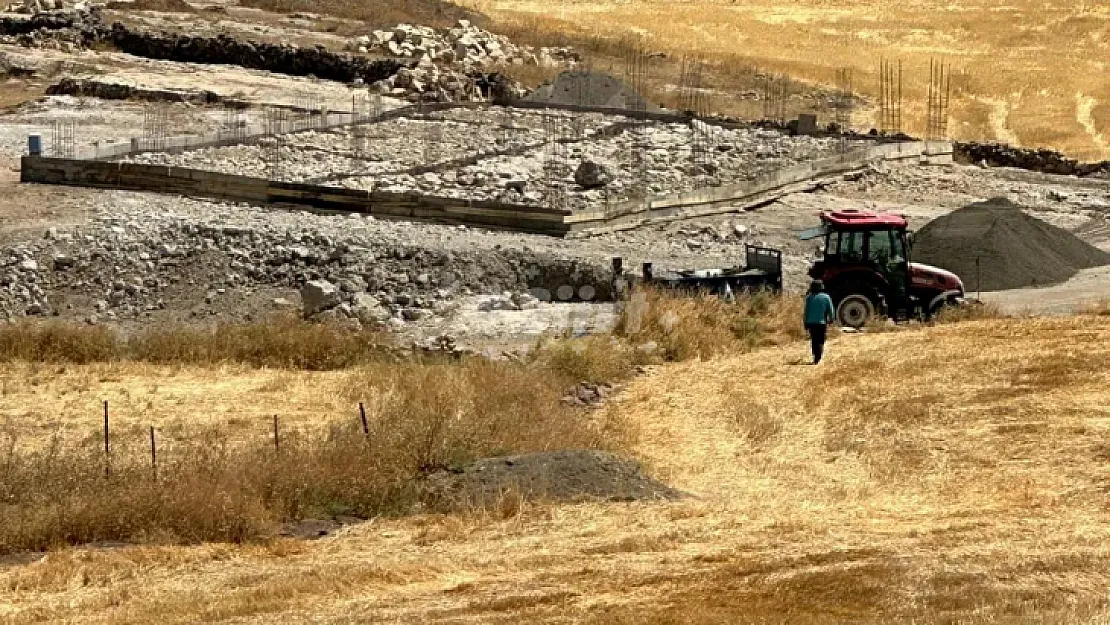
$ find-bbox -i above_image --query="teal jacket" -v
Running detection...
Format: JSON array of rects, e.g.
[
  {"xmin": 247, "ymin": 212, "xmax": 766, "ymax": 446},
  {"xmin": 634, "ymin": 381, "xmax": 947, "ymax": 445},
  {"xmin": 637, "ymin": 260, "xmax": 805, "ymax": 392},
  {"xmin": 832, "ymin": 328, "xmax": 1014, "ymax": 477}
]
[{"xmin": 804, "ymin": 293, "xmax": 835, "ymax": 325}]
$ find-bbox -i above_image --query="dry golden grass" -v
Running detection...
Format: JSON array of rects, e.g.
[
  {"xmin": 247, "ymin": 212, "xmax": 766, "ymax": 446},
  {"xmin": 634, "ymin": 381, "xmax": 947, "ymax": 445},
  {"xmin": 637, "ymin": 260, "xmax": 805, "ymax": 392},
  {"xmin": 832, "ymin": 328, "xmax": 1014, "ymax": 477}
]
[
  {"xmin": 462, "ymin": 0, "xmax": 1110, "ymax": 160},
  {"xmin": 0, "ymin": 357, "xmax": 619, "ymax": 552},
  {"xmin": 615, "ymin": 287, "xmax": 806, "ymax": 361},
  {"xmin": 3, "ymin": 314, "xmax": 1109, "ymax": 622},
  {"xmin": 0, "ymin": 317, "xmax": 392, "ymax": 370}
]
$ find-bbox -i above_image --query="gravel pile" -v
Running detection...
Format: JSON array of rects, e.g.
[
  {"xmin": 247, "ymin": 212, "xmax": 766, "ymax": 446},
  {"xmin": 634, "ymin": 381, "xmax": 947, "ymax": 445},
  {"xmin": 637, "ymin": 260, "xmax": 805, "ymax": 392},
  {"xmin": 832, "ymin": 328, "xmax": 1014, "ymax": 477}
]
[
  {"xmin": 912, "ymin": 197, "xmax": 1110, "ymax": 291},
  {"xmin": 525, "ymin": 70, "xmax": 659, "ymax": 111},
  {"xmin": 419, "ymin": 450, "xmax": 684, "ymax": 511}
]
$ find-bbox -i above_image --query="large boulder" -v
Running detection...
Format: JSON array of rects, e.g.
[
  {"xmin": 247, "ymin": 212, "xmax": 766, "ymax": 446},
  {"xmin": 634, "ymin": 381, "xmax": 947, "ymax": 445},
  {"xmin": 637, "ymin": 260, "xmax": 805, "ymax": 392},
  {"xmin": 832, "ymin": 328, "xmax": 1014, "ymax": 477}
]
[
  {"xmin": 300, "ymin": 279, "xmax": 340, "ymax": 316},
  {"xmin": 351, "ymin": 292, "xmax": 391, "ymax": 325},
  {"xmin": 574, "ymin": 159, "xmax": 614, "ymax": 189}
]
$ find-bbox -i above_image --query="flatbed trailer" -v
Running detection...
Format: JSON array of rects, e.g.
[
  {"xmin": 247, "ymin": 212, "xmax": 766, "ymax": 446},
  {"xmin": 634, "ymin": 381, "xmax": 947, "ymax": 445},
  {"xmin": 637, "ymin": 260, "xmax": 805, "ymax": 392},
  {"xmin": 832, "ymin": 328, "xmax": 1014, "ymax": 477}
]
[{"xmin": 614, "ymin": 244, "xmax": 783, "ymax": 297}]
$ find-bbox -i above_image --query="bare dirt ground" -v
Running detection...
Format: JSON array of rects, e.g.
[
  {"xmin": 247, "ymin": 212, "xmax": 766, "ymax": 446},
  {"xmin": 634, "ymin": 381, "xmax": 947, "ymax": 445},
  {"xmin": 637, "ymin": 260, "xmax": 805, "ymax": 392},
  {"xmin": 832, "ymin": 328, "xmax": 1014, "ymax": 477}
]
[
  {"xmin": 981, "ymin": 265, "xmax": 1110, "ymax": 315},
  {"xmin": 3, "ymin": 316, "xmax": 1109, "ymax": 623}
]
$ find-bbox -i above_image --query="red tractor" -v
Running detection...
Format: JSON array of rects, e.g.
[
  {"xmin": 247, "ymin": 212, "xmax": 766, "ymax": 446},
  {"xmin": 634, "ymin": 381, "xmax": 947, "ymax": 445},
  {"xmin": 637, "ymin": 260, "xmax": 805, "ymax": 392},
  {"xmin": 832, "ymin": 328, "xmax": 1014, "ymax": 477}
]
[{"xmin": 803, "ymin": 209, "xmax": 965, "ymax": 327}]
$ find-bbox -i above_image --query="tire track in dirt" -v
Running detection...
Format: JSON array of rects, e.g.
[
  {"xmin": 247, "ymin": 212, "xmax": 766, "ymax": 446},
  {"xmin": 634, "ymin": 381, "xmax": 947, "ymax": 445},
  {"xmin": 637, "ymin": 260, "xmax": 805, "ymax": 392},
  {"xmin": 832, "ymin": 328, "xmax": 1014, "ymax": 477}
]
[{"xmin": 1076, "ymin": 92, "xmax": 1110, "ymax": 159}]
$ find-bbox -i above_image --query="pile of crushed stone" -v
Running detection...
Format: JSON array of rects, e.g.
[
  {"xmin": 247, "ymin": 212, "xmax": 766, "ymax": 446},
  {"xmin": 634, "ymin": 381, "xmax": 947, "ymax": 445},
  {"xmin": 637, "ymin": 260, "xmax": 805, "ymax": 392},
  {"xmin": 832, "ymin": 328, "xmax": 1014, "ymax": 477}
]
[
  {"xmin": 524, "ymin": 70, "xmax": 660, "ymax": 111},
  {"xmin": 419, "ymin": 450, "xmax": 683, "ymax": 511},
  {"xmin": 912, "ymin": 197, "xmax": 1110, "ymax": 292}
]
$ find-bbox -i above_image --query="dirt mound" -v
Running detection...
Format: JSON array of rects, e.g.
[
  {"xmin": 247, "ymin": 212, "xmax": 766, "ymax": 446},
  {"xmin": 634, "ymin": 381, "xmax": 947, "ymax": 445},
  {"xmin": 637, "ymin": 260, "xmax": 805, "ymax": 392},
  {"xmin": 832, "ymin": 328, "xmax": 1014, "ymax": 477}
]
[
  {"xmin": 524, "ymin": 70, "xmax": 660, "ymax": 111},
  {"xmin": 912, "ymin": 197, "xmax": 1110, "ymax": 292},
  {"xmin": 420, "ymin": 450, "xmax": 683, "ymax": 511}
]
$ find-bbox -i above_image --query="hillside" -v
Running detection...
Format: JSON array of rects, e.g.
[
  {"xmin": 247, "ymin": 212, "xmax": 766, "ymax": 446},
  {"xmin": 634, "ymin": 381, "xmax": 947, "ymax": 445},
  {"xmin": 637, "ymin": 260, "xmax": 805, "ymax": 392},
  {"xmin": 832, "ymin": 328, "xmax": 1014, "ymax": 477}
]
[
  {"xmin": 468, "ymin": 0, "xmax": 1110, "ymax": 160},
  {"xmin": 4, "ymin": 315, "xmax": 1109, "ymax": 622}
]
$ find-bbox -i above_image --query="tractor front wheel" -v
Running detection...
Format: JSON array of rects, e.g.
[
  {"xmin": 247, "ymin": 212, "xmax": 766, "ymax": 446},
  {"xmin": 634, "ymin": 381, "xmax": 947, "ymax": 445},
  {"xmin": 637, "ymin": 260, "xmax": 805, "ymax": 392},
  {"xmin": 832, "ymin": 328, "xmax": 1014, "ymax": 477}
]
[{"xmin": 837, "ymin": 294, "xmax": 875, "ymax": 328}]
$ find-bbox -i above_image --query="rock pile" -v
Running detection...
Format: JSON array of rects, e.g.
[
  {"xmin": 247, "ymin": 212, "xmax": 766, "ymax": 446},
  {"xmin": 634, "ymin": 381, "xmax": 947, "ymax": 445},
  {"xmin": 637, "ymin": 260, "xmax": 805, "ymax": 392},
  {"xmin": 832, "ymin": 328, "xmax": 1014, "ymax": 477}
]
[
  {"xmin": 0, "ymin": 196, "xmax": 613, "ymax": 326},
  {"xmin": 0, "ymin": 7, "xmax": 98, "ymax": 51},
  {"xmin": 374, "ymin": 58, "xmax": 524, "ymax": 103},
  {"xmin": 4, "ymin": 0, "xmax": 75, "ymax": 14},
  {"xmin": 562, "ymin": 381, "xmax": 615, "ymax": 408},
  {"xmin": 345, "ymin": 20, "xmax": 580, "ymax": 69}
]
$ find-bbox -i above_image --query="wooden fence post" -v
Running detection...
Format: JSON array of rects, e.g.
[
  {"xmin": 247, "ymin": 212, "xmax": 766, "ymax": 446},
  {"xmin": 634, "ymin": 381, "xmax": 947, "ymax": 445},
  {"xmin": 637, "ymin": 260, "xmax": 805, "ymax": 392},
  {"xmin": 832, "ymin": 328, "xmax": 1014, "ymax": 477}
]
[
  {"xmin": 359, "ymin": 402, "xmax": 368, "ymax": 436},
  {"xmin": 150, "ymin": 426, "xmax": 157, "ymax": 479},
  {"xmin": 103, "ymin": 400, "xmax": 110, "ymax": 477},
  {"xmin": 273, "ymin": 415, "xmax": 280, "ymax": 453}
]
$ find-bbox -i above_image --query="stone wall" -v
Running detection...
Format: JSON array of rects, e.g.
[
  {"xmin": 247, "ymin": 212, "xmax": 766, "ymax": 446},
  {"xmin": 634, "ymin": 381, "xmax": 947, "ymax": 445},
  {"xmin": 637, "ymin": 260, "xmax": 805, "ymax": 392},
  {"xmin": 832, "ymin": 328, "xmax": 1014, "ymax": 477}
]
[
  {"xmin": 955, "ymin": 142, "xmax": 1110, "ymax": 177},
  {"xmin": 20, "ymin": 156, "xmax": 573, "ymax": 235}
]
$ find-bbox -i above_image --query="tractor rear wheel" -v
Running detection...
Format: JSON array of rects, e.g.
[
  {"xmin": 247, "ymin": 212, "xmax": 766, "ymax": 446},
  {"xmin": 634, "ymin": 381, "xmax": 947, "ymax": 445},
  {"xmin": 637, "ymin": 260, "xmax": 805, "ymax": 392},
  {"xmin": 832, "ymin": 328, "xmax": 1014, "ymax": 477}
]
[{"xmin": 837, "ymin": 294, "xmax": 875, "ymax": 328}]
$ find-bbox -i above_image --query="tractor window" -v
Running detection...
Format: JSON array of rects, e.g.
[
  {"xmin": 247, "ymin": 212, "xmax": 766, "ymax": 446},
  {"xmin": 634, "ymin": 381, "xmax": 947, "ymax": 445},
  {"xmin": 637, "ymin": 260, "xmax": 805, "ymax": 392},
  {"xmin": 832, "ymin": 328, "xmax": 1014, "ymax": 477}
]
[
  {"xmin": 890, "ymin": 232, "xmax": 907, "ymax": 264},
  {"xmin": 866, "ymin": 230, "xmax": 894, "ymax": 265},
  {"xmin": 825, "ymin": 231, "xmax": 839, "ymax": 257},
  {"xmin": 837, "ymin": 231, "xmax": 863, "ymax": 262}
]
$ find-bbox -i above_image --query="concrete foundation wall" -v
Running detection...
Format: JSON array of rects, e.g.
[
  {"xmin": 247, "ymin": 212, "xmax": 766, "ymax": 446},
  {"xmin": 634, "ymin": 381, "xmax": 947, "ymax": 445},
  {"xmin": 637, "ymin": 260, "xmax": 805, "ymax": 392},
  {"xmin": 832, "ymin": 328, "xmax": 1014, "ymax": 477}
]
[
  {"xmin": 566, "ymin": 141, "xmax": 953, "ymax": 235},
  {"xmin": 20, "ymin": 156, "xmax": 572, "ymax": 235},
  {"xmin": 21, "ymin": 138, "xmax": 951, "ymax": 237}
]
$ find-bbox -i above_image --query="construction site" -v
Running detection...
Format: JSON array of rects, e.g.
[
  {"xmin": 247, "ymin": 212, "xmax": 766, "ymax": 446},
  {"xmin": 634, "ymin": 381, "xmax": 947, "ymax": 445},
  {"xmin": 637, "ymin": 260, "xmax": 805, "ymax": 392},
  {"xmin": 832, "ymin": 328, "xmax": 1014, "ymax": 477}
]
[{"xmin": 1, "ymin": 0, "xmax": 1110, "ymax": 622}]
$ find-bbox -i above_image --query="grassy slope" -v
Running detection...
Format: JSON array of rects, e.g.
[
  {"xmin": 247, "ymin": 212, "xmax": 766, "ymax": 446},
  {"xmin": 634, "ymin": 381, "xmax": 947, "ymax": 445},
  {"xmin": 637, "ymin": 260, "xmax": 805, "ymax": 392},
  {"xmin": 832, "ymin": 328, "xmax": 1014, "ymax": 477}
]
[
  {"xmin": 466, "ymin": 0, "xmax": 1110, "ymax": 160},
  {"xmin": 3, "ymin": 315, "xmax": 1109, "ymax": 622}
]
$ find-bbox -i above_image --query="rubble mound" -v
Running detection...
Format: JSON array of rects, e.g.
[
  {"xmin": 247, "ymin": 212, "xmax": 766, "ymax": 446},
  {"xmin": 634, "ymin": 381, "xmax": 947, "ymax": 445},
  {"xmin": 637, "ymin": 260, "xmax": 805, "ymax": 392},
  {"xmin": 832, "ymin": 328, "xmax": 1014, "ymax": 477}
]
[
  {"xmin": 420, "ymin": 450, "xmax": 684, "ymax": 511},
  {"xmin": 524, "ymin": 70, "xmax": 660, "ymax": 111},
  {"xmin": 345, "ymin": 20, "xmax": 579, "ymax": 69},
  {"xmin": 912, "ymin": 197, "xmax": 1110, "ymax": 291}
]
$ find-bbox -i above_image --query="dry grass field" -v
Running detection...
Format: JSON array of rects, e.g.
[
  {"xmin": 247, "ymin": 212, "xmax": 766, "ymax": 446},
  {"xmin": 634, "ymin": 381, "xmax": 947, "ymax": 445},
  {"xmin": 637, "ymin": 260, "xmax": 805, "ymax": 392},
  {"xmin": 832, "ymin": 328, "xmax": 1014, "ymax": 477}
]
[
  {"xmin": 464, "ymin": 0, "xmax": 1110, "ymax": 160},
  {"xmin": 2, "ymin": 314, "xmax": 1109, "ymax": 623}
]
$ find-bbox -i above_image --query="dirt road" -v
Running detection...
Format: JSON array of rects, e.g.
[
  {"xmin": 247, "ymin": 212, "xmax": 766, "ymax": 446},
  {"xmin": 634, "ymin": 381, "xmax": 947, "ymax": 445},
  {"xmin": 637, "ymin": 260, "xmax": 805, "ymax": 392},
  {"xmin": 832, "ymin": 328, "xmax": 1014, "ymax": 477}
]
[{"xmin": 980, "ymin": 264, "xmax": 1110, "ymax": 314}]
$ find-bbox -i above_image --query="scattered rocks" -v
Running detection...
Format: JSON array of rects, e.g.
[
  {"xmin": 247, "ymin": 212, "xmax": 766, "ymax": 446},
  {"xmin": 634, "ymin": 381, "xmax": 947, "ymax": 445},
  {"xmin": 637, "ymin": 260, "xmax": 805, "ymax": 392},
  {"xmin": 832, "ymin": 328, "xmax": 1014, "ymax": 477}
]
[
  {"xmin": 126, "ymin": 108, "xmax": 860, "ymax": 212},
  {"xmin": 562, "ymin": 381, "xmax": 614, "ymax": 408},
  {"xmin": 0, "ymin": 194, "xmax": 618, "ymax": 325},
  {"xmin": 477, "ymin": 291, "xmax": 540, "ymax": 312}
]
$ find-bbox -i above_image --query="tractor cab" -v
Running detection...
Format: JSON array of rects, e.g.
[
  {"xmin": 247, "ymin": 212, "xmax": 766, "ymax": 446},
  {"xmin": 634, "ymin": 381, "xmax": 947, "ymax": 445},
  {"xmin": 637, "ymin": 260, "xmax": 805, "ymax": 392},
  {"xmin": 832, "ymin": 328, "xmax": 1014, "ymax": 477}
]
[{"xmin": 803, "ymin": 209, "xmax": 964, "ymax": 327}]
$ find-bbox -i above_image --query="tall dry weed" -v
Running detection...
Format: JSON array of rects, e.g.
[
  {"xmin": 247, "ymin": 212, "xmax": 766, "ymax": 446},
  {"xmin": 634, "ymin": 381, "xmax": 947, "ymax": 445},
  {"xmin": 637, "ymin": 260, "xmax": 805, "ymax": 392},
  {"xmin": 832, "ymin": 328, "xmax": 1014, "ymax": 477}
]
[
  {"xmin": 0, "ymin": 318, "xmax": 386, "ymax": 370},
  {"xmin": 615, "ymin": 288, "xmax": 804, "ymax": 361},
  {"xmin": 0, "ymin": 353, "xmax": 622, "ymax": 553}
]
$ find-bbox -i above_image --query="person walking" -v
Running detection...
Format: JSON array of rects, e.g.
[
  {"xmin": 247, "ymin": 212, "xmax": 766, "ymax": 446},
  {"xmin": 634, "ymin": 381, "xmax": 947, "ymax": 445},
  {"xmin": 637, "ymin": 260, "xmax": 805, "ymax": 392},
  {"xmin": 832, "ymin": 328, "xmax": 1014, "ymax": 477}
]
[{"xmin": 803, "ymin": 280, "xmax": 835, "ymax": 364}]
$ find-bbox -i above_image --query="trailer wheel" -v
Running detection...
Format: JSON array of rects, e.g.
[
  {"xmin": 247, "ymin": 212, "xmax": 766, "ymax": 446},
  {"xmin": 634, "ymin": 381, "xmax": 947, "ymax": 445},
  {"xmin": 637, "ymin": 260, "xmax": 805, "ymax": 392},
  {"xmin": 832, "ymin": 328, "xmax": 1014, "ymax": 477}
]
[{"xmin": 837, "ymin": 294, "xmax": 875, "ymax": 328}]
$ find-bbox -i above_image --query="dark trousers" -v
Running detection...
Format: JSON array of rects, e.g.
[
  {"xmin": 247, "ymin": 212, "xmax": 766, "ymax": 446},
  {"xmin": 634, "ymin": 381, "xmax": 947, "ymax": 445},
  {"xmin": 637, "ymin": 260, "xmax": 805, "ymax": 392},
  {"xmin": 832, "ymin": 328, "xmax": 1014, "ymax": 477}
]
[{"xmin": 806, "ymin": 323, "xmax": 828, "ymax": 364}]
